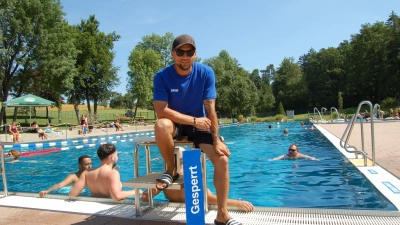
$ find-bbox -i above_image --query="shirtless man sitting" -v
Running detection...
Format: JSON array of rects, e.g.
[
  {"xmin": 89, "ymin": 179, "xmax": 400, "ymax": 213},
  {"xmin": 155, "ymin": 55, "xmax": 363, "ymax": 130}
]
[{"xmin": 69, "ymin": 144, "xmax": 140, "ymax": 201}]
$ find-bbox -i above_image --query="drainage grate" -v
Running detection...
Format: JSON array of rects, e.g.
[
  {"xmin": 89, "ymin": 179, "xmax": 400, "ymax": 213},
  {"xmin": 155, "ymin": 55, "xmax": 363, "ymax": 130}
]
[
  {"xmin": 2, "ymin": 194, "xmax": 399, "ymax": 224},
  {"xmin": 139, "ymin": 203, "xmax": 400, "ymax": 225}
]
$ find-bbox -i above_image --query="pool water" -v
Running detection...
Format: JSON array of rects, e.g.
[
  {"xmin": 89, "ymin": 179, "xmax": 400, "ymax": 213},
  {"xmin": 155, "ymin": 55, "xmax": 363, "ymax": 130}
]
[{"xmin": 0, "ymin": 122, "xmax": 397, "ymax": 210}]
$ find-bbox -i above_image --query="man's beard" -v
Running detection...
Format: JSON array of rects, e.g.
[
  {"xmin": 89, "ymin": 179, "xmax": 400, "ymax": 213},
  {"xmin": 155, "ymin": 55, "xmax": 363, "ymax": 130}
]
[{"xmin": 176, "ymin": 62, "xmax": 191, "ymax": 71}]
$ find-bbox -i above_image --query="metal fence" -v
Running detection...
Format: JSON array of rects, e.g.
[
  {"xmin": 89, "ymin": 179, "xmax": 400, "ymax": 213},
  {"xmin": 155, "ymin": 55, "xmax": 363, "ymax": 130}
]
[{"xmin": 5, "ymin": 109, "xmax": 156, "ymax": 122}]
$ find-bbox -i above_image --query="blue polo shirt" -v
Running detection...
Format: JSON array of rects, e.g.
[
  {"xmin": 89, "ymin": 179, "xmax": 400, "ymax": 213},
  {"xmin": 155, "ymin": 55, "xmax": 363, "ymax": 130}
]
[{"xmin": 153, "ymin": 62, "xmax": 216, "ymax": 117}]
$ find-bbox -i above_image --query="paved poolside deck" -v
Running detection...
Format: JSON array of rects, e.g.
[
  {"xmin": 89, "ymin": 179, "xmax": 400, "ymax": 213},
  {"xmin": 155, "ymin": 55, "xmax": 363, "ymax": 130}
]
[
  {"xmin": 1, "ymin": 122, "xmax": 400, "ymax": 224},
  {"xmin": 319, "ymin": 121, "xmax": 400, "ymax": 179}
]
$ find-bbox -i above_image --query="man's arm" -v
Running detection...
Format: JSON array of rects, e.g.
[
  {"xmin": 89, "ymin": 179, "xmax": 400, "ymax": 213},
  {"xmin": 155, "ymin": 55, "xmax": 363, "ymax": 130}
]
[
  {"xmin": 40, "ymin": 174, "xmax": 77, "ymax": 197},
  {"xmin": 203, "ymin": 99, "xmax": 230, "ymax": 157},
  {"xmin": 69, "ymin": 171, "xmax": 87, "ymax": 197},
  {"xmin": 298, "ymin": 153, "xmax": 317, "ymax": 160},
  {"xmin": 272, "ymin": 155, "xmax": 285, "ymax": 160},
  {"xmin": 108, "ymin": 170, "xmax": 138, "ymax": 201},
  {"xmin": 154, "ymin": 100, "xmax": 211, "ymax": 128}
]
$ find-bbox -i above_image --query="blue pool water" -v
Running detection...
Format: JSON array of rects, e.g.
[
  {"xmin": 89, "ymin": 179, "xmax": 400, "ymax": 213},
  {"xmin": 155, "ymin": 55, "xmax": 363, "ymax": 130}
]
[{"xmin": 0, "ymin": 122, "xmax": 396, "ymax": 210}]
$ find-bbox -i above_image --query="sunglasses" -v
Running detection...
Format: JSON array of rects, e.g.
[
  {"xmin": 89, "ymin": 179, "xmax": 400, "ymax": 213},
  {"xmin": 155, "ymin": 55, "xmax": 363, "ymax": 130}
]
[
  {"xmin": 288, "ymin": 149, "xmax": 297, "ymax": 152},
  {"xmin": 175, "ymin": 49, "xmax": 195, "ymax": 57}
]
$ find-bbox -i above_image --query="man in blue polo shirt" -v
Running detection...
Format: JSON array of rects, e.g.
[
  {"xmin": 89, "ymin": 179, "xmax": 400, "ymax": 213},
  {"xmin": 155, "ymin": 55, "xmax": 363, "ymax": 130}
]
[{"xmin": 153, "ymin": 34, "xmax": 241, "ymax": 225}]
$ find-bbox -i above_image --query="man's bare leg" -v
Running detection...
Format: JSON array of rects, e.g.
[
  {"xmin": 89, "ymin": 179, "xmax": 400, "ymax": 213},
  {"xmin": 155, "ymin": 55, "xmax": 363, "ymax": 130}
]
[
  {"xmin": 205, "ymin": 189, "xmax": 254, "ymax": 212},
  {"xmin": 155, "ymin": 118, "xmax": 177, "ymax": 189},
  {"xmin": 200, "ymin": 143, "xmax": 232, "ymax": 223}
]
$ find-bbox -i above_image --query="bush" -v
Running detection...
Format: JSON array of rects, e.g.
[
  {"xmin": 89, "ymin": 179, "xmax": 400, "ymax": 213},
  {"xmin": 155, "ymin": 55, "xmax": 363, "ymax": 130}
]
[
  {"xmin": 250, "ymin": 116, "xmax": 258, "ymax": 122},
  {"xmin": 275, "ymin": 114, "xmax": 285, "ymax": 121},
  {"xmin": 381, "ymin": 97, "xmax": 398, "ymax": 110},
  {"xmin": 236, "ymin": 115, "xmax": 244, "ymax": 122},
  {"xmin": 332, "ymin": 112, "xmax": 338, "ymax": 119},
  {"xmin": 262, "ymin": 117, "xmax": 276, "ymax": 122}
]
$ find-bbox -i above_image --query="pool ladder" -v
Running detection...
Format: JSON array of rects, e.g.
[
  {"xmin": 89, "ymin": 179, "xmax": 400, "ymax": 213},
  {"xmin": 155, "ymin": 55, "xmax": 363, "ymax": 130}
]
[
  {"xmin": 0, "ymin": 145, "xmax": 9, "ymax": 196},
  {"xmin": 340, "ymin": 100, "xmax": 376, "ymax": 166}
]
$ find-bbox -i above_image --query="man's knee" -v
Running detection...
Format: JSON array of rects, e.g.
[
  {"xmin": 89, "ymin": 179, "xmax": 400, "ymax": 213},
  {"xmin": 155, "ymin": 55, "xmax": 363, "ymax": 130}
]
[
  {"xmin": 155, "ymin": 118, "xmax": 174, "ymax": 133},
  {"xmin": 213, "ymin": 155, "xmax": 229, "ymax": 168}
]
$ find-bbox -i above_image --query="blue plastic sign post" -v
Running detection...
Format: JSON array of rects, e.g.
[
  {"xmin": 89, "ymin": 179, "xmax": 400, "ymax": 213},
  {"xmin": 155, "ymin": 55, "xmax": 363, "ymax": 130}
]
[{"xmin": 183, "ymin": 149, "xmax": 205, "ymax": 225}]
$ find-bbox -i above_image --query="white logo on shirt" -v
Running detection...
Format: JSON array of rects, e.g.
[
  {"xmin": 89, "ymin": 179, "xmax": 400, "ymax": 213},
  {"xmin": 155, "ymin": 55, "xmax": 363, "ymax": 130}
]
[{"xmin": 171, "ymin": 89, "xmax": 179, "ymax": 92}]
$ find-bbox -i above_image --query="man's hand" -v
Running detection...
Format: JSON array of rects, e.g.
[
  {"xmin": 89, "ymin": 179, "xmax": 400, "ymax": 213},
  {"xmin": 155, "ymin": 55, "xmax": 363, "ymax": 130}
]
[
  {"xmin": 194, "ymin": 117, "xmax": 211, "ymax": 130},
  {"xmin": 213, "ymin": 140, "xmax": 230, "ymax": 157},
  {"xmin": 39, "ymin": 190, "xmax": 49, "ymax": 197}
]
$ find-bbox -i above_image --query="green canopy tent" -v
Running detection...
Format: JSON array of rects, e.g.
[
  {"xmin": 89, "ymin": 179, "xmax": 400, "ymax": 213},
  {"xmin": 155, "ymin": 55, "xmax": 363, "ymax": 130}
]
[{"xmin": 2, "ymin": 94, "xmax": 56, "ymax": 125}]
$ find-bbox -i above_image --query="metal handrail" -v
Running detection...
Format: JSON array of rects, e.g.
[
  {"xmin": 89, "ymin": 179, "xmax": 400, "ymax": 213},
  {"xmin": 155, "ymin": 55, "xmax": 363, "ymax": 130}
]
[
  {"xmin": 313, "ymin": 107, "xmax": 324, "ymax": 123},
  {"xmin": 330, "ymin": 107, "xmax": 339, "ymax": 120},
  {"xmin": 373, "ymin": 104, "xmax": 380, "ymax": 119},
  {"xmin": 0, "ymin": 146, "xmax": 9, "ymax": 196},
  {"xmin": 340, "ymin": 100, "xmax": 376, "ymax": 166}
]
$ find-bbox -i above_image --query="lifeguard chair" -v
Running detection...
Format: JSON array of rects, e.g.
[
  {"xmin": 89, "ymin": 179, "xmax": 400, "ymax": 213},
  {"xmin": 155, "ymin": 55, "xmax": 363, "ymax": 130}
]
[
  {"xmin": 122, "ymin": 137, "xmax": 208, "ymax": 216},
  {"xmin": 287, "ymin": 110, "xmax": 295, "ymax": 121}
]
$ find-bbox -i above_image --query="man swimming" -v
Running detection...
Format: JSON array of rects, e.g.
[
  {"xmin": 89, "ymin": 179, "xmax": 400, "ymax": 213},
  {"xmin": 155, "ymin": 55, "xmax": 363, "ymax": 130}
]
[{"xmin": 273, "ymin": 144, "xmax": 317, "ymax": 160}]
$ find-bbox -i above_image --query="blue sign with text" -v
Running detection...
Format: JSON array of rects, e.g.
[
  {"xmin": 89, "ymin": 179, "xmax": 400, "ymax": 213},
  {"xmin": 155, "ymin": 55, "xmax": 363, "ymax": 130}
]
[{"xmin": 183, "ymin": 149, "xmax": 205, "ymax": 225}]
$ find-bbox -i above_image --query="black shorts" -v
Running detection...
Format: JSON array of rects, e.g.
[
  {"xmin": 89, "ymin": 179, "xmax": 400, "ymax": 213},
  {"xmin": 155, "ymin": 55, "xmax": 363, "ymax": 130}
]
[{"xmin": 174, "ymin": 123, "xmax": 213, "ymax": 148}]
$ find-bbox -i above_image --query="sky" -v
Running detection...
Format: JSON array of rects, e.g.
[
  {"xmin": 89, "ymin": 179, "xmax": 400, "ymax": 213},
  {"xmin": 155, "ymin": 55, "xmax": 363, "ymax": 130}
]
[{"xmin": 60, "ymin": 0, "xmax": 399, "ymax": 95}]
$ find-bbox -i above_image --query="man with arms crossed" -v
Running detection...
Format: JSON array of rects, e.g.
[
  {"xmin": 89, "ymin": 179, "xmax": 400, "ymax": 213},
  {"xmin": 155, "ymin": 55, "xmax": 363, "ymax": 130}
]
[
  {"xmin": 153, "ymin": 34, "xmax": 241, "ymax": 225},
  {"xmin": 69, "ymin": 144, "xmax": 139, "ymax": 201}
]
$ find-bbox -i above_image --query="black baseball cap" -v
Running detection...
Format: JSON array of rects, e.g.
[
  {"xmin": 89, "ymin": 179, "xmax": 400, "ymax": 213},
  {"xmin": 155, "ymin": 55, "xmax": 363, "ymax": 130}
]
[{"xmin": 172, "ymin": 34, "xmax": 196, "ymax": 50}]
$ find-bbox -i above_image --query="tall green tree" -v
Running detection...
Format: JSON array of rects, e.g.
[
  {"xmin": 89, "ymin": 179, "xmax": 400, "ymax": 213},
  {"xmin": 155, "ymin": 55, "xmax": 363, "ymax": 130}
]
[
  {"xmin": 72, "ymin": 15, "xmax": 120, "ymax": 123},
  {"xmin": 204, "ymin": 50, "xmax": 258, "ymax": 117},
  {"xmin": 127, "ymin": 48, "xmax": 162, "ymax": 120},
  {"xmin": 301, "ymin": 48, "xmax": 344, "ymax": 108},
  {"xmin": 135, "ymin": 32, "xmax": 175, "ymax": 67},
  {"xmin": 258, "ymin": 64, "xmax": 275, "ymax": 115},
  {"xmin": 385, "ymin": 12, "xmax": 400, "ymax": 104},
  {"xmin": 346, "ymin": 22, "xmax": 395, "ymax": 104},
  {"xmin": 272, "ymin": 57, "xmax": 306, "ymax": 109},
  {"xmin": 0, "ymin": 0, "xmax": 77, "ymax": 124}
]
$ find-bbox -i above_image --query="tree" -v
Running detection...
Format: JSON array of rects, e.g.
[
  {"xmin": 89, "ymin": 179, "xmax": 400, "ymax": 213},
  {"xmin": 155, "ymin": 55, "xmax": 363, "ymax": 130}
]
[
  {"xmin": 277, "ymin": 101, "xmax": 285, "ymax": 115},
  {"xmin": 338, "ymin": 91, "xmax": 343, "ymax": 113},
  {"xmin": 385, "ymin": 12, "xmax": 400, "ymax": 104},
  {"xmin": 204, "ymin": 50, "xmax": 258, "ymax": 117},
  {"xmin": 72, "ymin": 15, "xmax": 120, "ymax": 123},
  {"xmin": 272, "ymin": 57, "xmax": 306, "ymax": 110},
  {"xmin": 135, "ymin": 32, "xmax": 175, "ymax": 67},
  {"xmin": 127, "ymin": 48, "xmax": 162, "ymax": 120},
  {"xmin": 0, "ymin": 0, "xmax": 77, "ymax": 124}
]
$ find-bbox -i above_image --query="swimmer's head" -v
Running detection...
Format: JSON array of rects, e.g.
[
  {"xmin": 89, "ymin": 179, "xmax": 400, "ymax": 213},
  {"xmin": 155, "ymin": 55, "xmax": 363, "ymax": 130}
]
[
  {"xmin": 8, "ymin": 150, "xmax": 20, "ymax": 160},
  {"xmin": 283, "ymin": 128, "xmax": 289, "ymax": 134},
  {"xmin": 78, "ymin": 155, "xmax": 92, "ymax": 171}
]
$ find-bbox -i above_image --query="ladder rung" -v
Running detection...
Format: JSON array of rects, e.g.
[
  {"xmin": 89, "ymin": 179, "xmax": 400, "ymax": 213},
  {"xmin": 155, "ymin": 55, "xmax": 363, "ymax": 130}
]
[{"xmin": 123, "ymin": 172, "xmax": 184, "ymax": 190}]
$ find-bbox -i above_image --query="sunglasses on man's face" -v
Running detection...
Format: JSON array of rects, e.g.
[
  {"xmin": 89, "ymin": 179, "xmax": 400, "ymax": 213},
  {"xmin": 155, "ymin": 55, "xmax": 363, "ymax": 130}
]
[
  {"xmin": 288, "ymin": 149, "xmax": 297, "ymax": 152},
  {"xmin": 175, "ymin": 49, "xmax": 195, "ymax": 57}
]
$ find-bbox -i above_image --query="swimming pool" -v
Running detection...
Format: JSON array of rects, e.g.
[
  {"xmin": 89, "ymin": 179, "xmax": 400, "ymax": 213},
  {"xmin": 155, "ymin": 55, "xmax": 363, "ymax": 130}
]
[{"xmin": 0, "ymin": 123, "xmax": 396, "ymax": 210}]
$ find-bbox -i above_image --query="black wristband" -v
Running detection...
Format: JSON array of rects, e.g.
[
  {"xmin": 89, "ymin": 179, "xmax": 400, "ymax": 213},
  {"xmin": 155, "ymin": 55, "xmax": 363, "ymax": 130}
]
[{"xmin": 193, "ymin": 117, "xmax": 196, "ymax": 125}]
